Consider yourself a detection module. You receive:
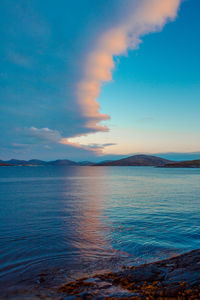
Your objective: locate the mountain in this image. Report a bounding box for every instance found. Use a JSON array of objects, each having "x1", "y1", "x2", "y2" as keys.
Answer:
[
  {"x1": 0, "y1": 159, "x2": 47, "y2": 166},
  {"x1": 46, "y1": 159, "x2": 78, "y2": 166},
  {"x1": 28, "y1": 159, "x2": 47, "y2": 165},
  {"x1": 0, "y1": 159, "x2": 78, "y2": 166},
  {"x1": 95, "y1": 154, "x2": 174, "y2": 166},
  {"x1": 160, "y1": 159, "x2": 200, "y2": 168},
  {"x1": 1, "y1": 156, "x2": 199, "y2": 168},
  {"x1": 4, "y1": 159, "x2": 29, "y2": 165}
]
